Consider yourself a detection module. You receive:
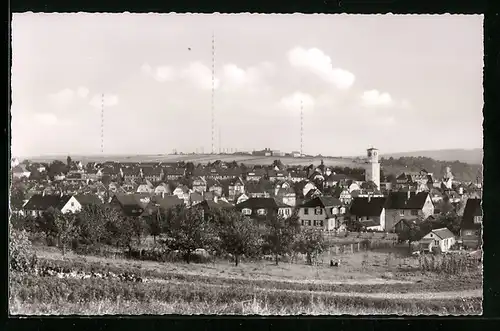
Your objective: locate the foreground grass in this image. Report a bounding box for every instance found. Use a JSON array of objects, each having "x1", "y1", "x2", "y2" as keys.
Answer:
[
  {"x1": 34, "y1": 257, "x2": 482, "y2": 295},
  {"x1": 9, "y1": 273, "x2": 482, "y2": 315}
]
